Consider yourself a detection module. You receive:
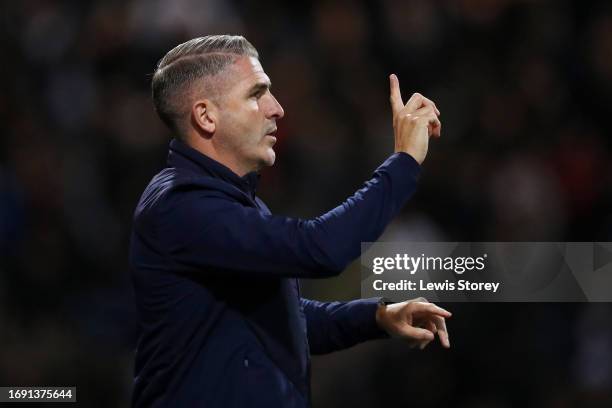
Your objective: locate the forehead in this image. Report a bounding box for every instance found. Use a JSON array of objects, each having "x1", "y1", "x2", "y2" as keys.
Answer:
[{"x1": 227, "y1": 56, "x2": 271, "y2": 89}]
